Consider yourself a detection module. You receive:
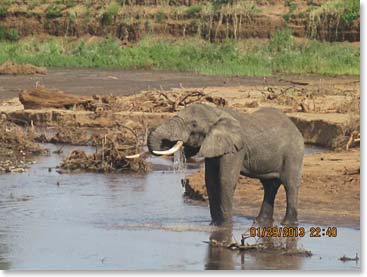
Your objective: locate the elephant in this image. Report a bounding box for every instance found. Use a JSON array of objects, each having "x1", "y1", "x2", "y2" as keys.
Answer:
[{"x1": 147, "y1": 103, "x2": 304, "y2": 226}]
